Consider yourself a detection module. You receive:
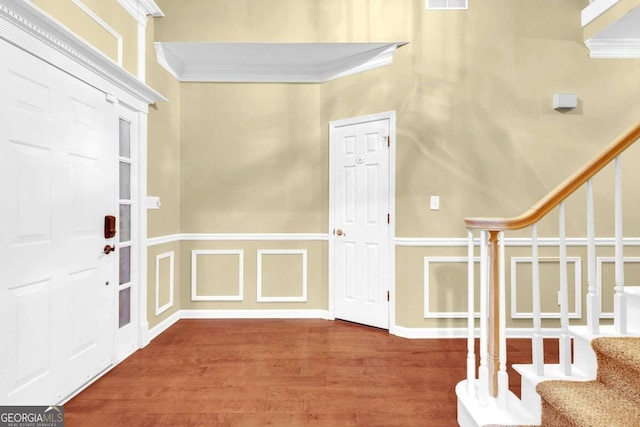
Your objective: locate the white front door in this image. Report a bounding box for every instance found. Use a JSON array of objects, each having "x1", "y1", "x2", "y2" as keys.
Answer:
[
  {"x1": 330, "y1": 113, "x2": 393, "y2": 329},
  {"x1": 0, "y1": 40, "x2": 116, "y2": 405}
]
